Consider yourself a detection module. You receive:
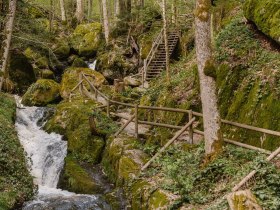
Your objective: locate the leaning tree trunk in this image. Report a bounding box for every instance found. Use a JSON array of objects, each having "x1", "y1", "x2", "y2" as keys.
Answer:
[
  {"x1": 162, "y1": 0, "x2": 170, "y2": 82},
  {"x1": 102, "y1": 0, "x2": 109, "y2": 44},
  {"x1": 59, "y1": 0, "x2": 67, "y2": 22},
  {"x1": 194, "y1": 0, "x2": 222, "y2": 156},
  {"x1": 0, "y1": 0, "x2": 17, "y2": 92},
  {"x1": 76, "y1": 0, "x2": 84, "y2": 22}
]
